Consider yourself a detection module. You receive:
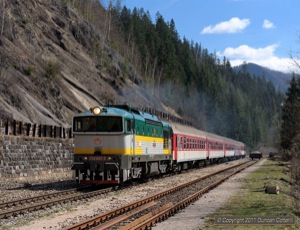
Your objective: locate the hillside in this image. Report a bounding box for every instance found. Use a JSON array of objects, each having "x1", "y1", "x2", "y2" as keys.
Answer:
[
  {"x1": 233, "y1": 63, "x2": 292, "y2": 92},
  {"x1": 0, "y1": 0, "x2": 162, "y2": 127},
  {"x1": 0, "y1": 0, "x2": 284, "y2": 148}
]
